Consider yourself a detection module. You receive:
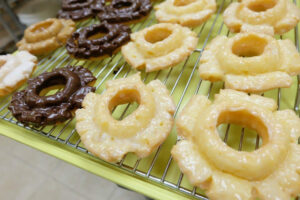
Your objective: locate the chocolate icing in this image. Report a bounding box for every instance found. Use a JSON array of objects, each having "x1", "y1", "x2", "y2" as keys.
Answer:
[
  {"x1": 57, "y1": 0, "x2": 105, "y2": 21},
  {"x1": 95, "y1": 0, "x2": 152, "y2": 23},
  {"x1": 66, "y1": 22, "x2": 131, "y2": 59},
  {"x1": 9, "y1": 66, "x2": 96, "y2": 126}
]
